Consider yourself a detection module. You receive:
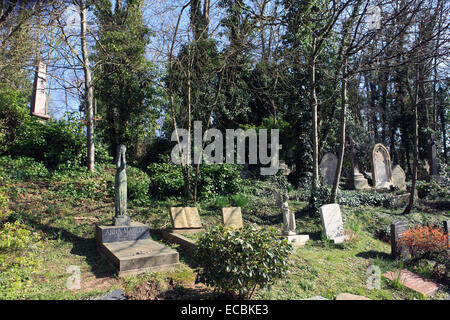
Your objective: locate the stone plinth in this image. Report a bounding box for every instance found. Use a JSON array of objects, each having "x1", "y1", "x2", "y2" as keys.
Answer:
[
  {"x1": 95, "y1": 222, "x2": 150, "y2": 244},
  {"x1": 96, "y1": 222, "x2": 179, "y2": 276},
  {"x1": 161, "y1": 230, "x2": 197, "y2": 255},
  {"x1": 283, "y1": 234, "x2": 309, "y2": 247}
]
